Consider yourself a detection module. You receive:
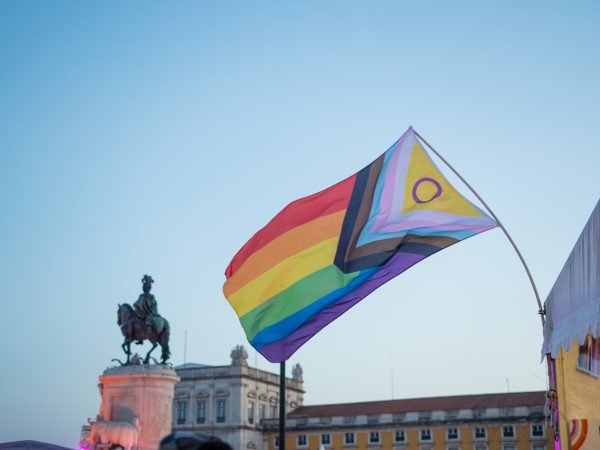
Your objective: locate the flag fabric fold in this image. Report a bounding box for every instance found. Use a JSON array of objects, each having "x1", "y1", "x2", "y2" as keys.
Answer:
[{"x1": 224, "y1": 128, "x2": 497, "y2": 362}]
